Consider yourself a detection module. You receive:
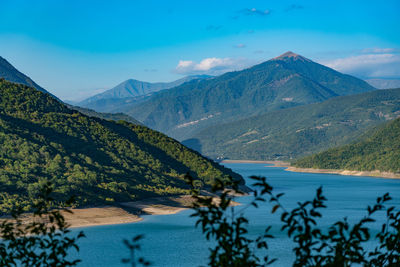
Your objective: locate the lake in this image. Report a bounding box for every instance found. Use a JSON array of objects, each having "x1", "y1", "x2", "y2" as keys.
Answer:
[{"x1": 73, "y1": 163, "x2": 400, "y2": 266}]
